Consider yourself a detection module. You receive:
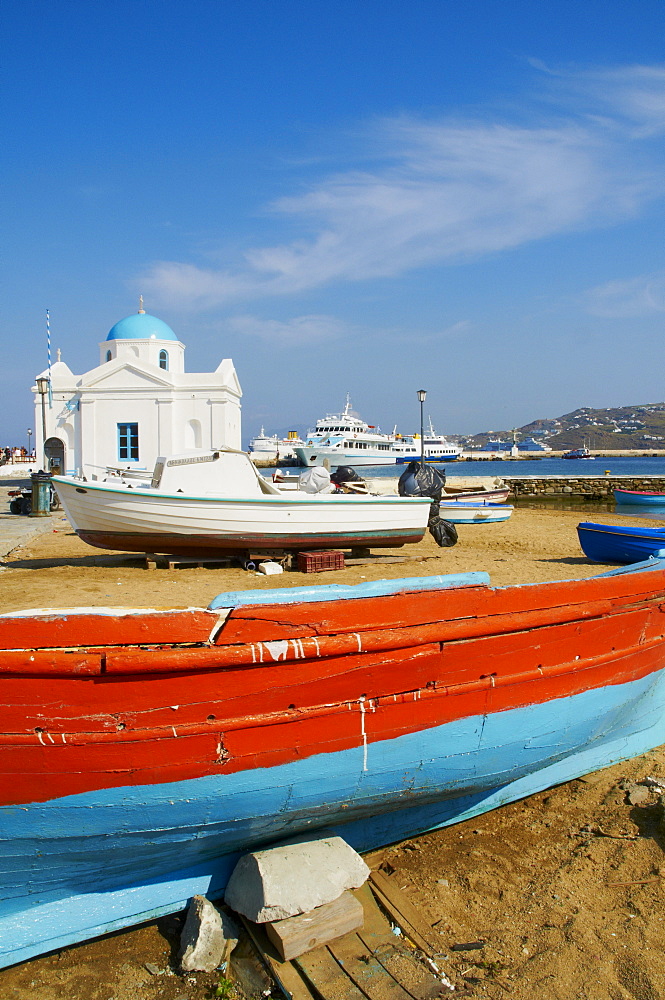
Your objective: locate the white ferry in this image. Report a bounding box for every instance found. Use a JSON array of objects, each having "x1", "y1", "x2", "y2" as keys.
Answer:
[
  {"x1": 294, "y1": 397, "x2": 461, "y2": 467},
  {"x1": 248, "y1": 428, "x2": 304, "y2": 463},
  {"x1": 398, "y1": 419, "x2": 462, "y2": 464}
]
